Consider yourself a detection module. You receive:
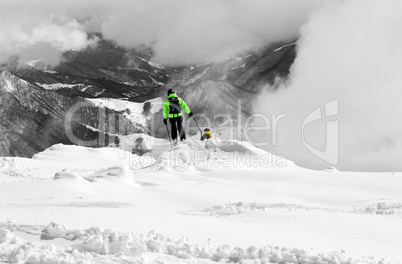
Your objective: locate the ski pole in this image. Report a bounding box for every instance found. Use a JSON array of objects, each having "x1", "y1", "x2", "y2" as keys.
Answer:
[
  {"x1": 192, "y1": 117, "x2": 203, "y2": 134},
  {"x1": 165, "y1": 124, "x2": 173, "y2": 148}
]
